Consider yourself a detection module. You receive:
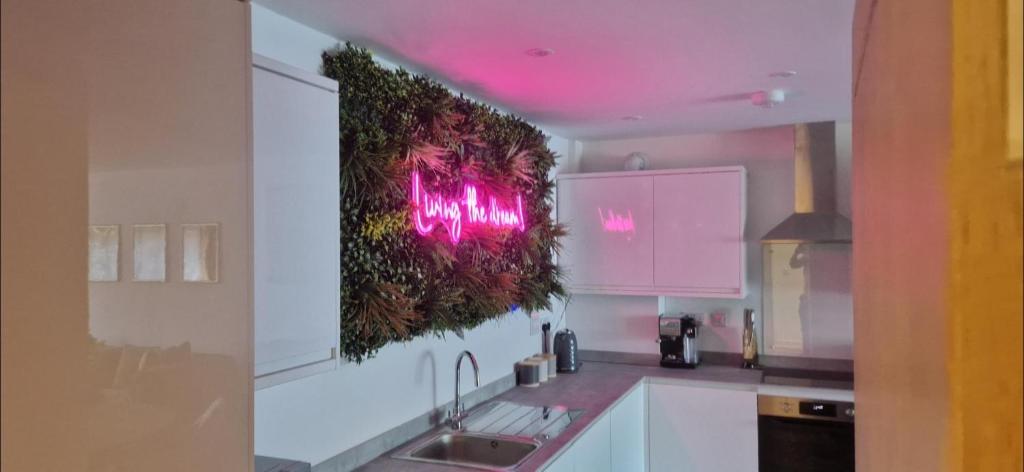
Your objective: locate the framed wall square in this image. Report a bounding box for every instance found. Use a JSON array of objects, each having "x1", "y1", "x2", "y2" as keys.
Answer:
[
  {"x1": 88, "y1": 225, "x2": 120, "y2": 282},
  {"x1": 182, "y1": 223, "x2": 219, "y2": 283},
  {"x1": 133, "y1": 224, "x2": 166, "y2": 282}
]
